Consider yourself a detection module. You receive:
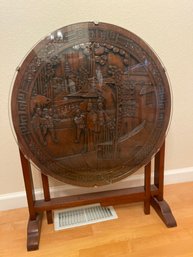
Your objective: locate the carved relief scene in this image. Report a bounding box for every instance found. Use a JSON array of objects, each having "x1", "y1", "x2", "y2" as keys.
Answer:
[
  {"x1": 29, "y1": 41, "x2": 155, "y2": 172},
  {"x1": 12, "y1": 23, "x2": 170, "y2": 186}
]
